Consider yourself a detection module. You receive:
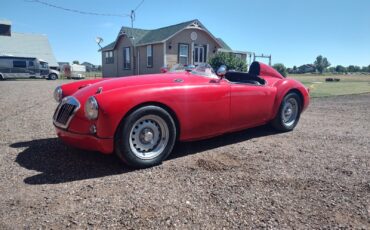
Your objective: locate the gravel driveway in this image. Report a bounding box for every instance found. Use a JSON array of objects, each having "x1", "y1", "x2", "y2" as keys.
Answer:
[{"x1": 0, "y1": 80, "x2": 369, "y2": 229}]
